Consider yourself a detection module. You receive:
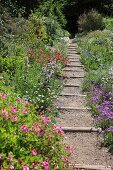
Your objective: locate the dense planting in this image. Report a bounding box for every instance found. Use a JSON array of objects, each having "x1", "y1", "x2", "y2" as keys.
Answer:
[
  {"x1": 0, "y1": 86, "x2": 71, "y2": 169},
  {"x1": 0, "y1": 2, "x2": 72, "y2": 169},
  {"x1": 77, "y1": 29, "x2": 113, "y2": 152}
]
